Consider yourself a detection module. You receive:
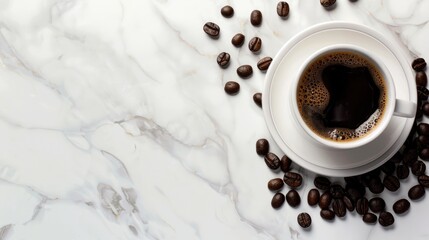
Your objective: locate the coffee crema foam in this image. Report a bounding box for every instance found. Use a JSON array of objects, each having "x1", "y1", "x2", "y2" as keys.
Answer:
[{"x1": 297, "y1": 51, "x2": 387, "y2": 142}]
